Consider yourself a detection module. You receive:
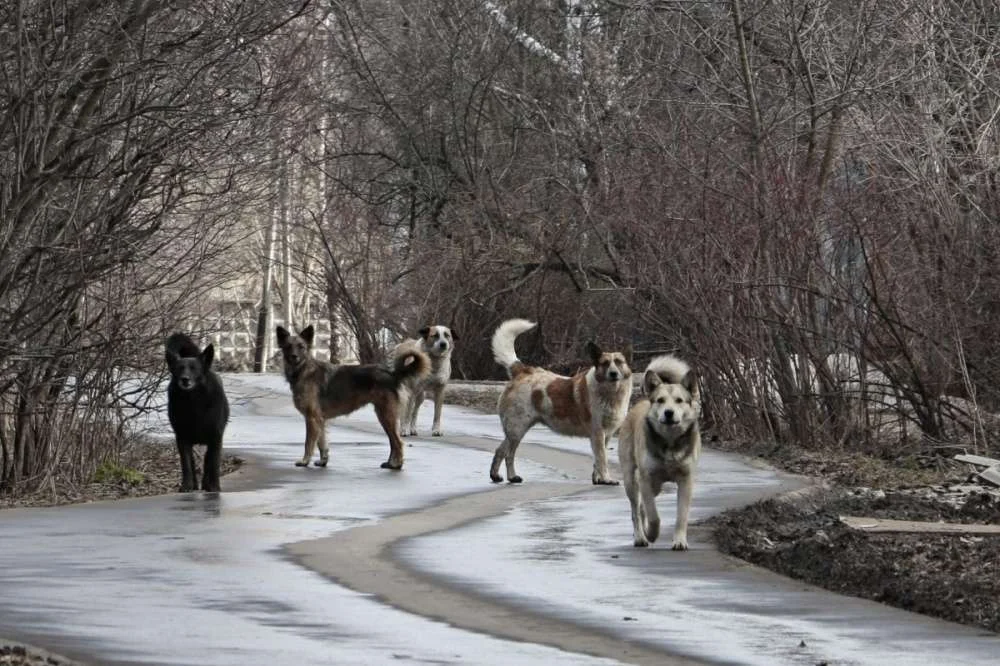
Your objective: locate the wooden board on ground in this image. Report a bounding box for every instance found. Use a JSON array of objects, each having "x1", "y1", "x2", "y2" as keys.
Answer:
[
  {"x1": 954, "y1": 453, "x2": 1000, "y2": 468},
  {"x1": 978, "y1": 466, "x2": 1000, "y2": 487},
  {"x1": 839, "y1": 515, "x2": 1000, "y2": 535}
]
